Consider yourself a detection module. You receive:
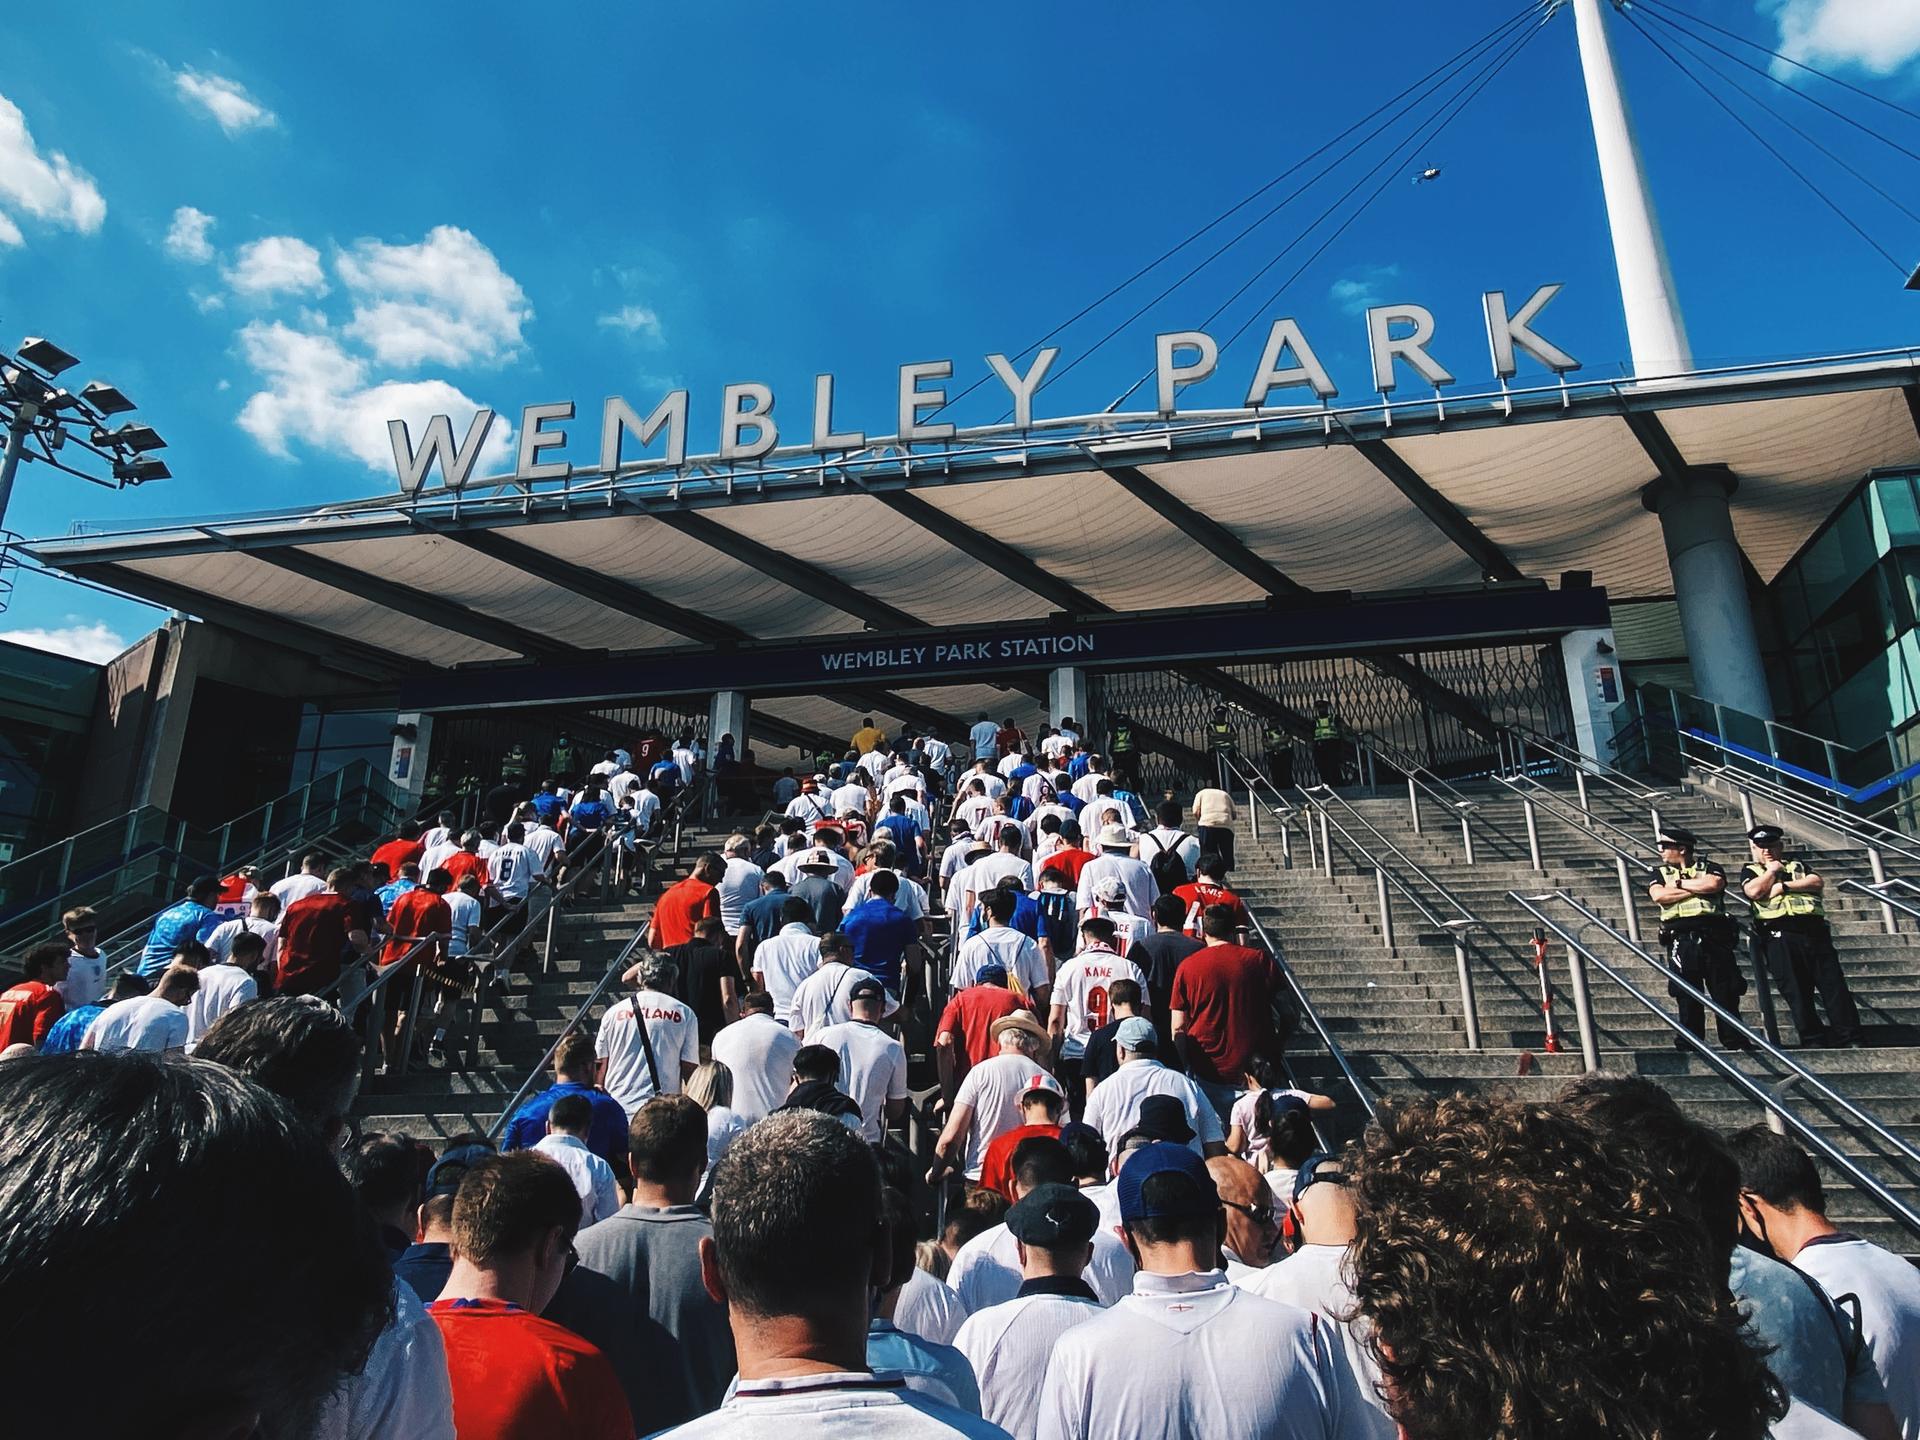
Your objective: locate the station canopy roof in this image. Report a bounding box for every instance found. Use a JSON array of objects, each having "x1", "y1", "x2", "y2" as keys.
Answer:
[{"x1": 29, "y1": 351, "x2": 1920, "y2": 706}]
